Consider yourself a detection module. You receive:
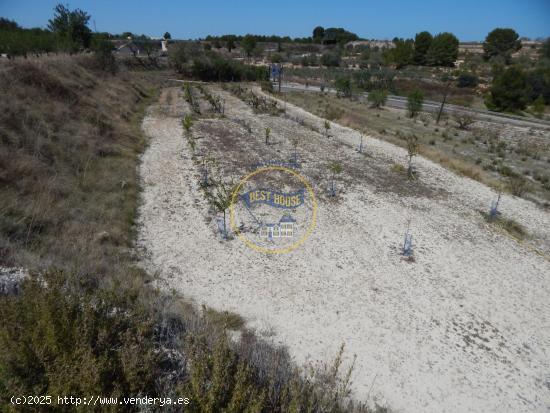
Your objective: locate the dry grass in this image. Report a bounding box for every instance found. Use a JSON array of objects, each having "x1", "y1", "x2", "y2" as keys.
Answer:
[
  {"x1": 483, "y1": 213, "x2": 527, "y2": 240},
  {"x1": 390, "y1": 163, "x2": 406, "y2": 174},
  {"x1": 0, "y1": 56, "x2": 162, "y2": 275},
  {"x1": 497, "y1": 217, "x2": 527, "y2": 239},
  {"x1": 281, "y1": 91, "x2": 550, "y2": 205},
  {"x1": 393, "y1": 78, "x2": 476, "y2": 107},
  {"x1": 203, "y1": 306, "x2": 246, "y2": 330}
]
